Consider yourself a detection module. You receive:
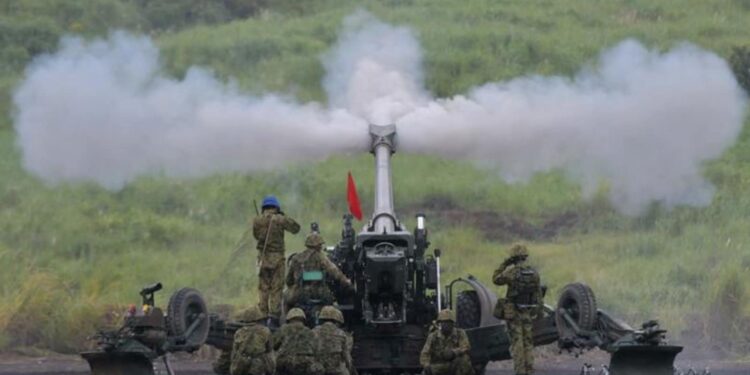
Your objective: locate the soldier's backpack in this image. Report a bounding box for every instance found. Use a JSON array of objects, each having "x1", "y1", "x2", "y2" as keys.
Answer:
[
  {"x1": 507, "y1": 265, "x2": 541, "y2": 308},
  {"x1": 298, "y1": 251, "x2": 325, "y2": 286}
]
